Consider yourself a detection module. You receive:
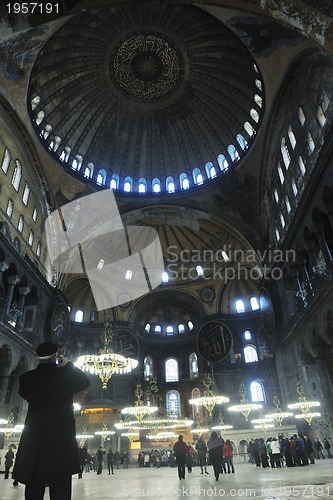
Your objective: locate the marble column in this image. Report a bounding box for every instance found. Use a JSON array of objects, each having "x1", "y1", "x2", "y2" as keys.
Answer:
[
  {"x1": 3, "y1": 274, "x2": 20, "y2": 317},
  {"x1": 17, "y1": 286, "x2": 30, "y2": 326}
]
